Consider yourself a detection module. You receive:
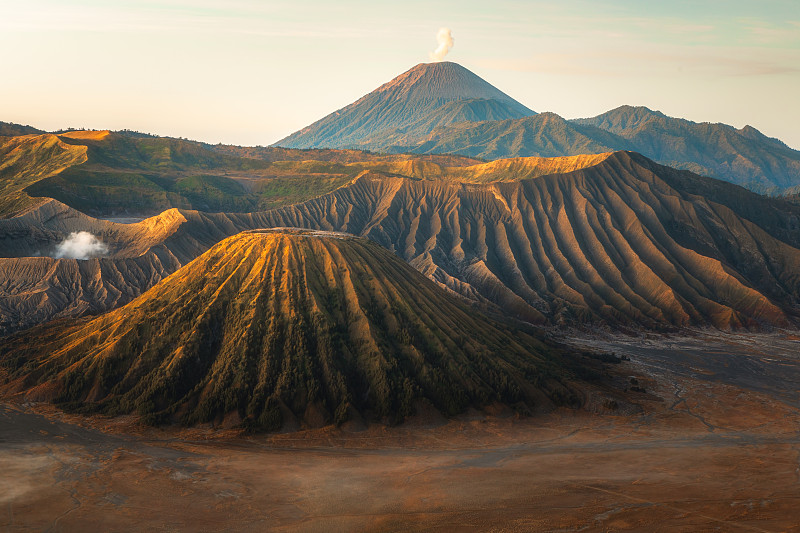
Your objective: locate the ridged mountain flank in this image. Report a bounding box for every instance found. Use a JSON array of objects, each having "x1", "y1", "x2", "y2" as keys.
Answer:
[
  {"x1": 3, "y1": 152, "x2": 800, "y2": 333},
  {"x1": 0, "y1": 229, "x2": 576, "y2": 429},
  {"x1": 276, "y1": 62, "x2": 535, "y2": 150}
]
